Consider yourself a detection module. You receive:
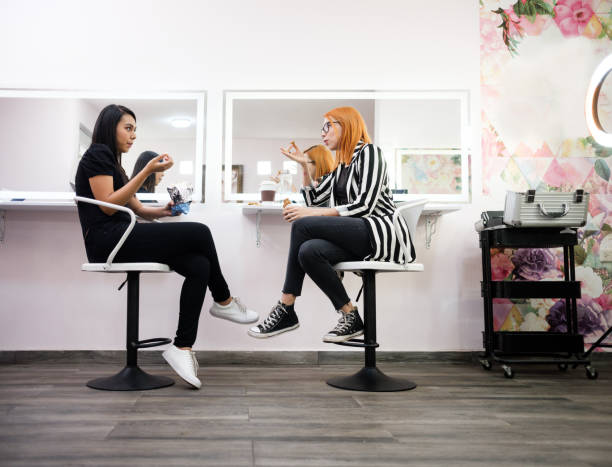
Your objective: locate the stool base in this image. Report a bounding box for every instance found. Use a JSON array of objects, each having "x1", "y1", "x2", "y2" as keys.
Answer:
[
  {"x1": 86, "y1": 365, "x2": 174, "y2": 391},
  {"x1": 326, "y1": 366, "x2": 416, "y2": 392}
]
